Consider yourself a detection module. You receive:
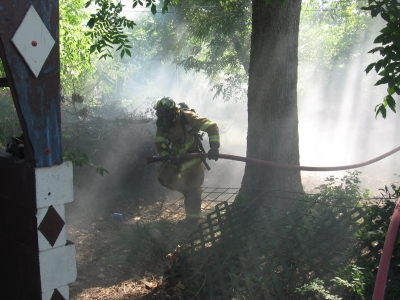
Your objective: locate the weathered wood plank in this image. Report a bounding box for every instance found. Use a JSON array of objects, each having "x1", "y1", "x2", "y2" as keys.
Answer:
[{"x1": 0, "y1": 0, "x2": 61, "y2": 167}]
